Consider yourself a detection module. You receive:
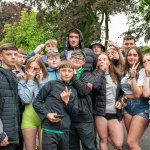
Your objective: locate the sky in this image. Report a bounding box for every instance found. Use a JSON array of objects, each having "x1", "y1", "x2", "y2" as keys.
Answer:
[
  {"x1": 109, "y1": 13, "x2": 128, "y2": 46},
  {"x1": 109, "y1": 13, "x2": 147, "y2": 47},
  {"x1": 2, "y1": 0, "x2": 147, "y2": 47}
]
